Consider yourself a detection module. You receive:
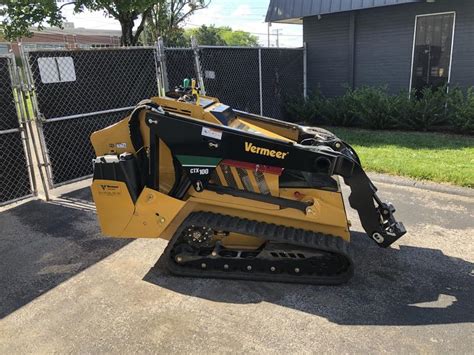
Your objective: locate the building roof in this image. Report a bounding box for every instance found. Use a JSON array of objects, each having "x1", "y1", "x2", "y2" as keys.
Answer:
[
  {"x1": 35, "y1": 26, "x2": 122, "y2": 37},
  {"x1": 265, "y1": 0, "x2": 424, "y2": 24}
]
